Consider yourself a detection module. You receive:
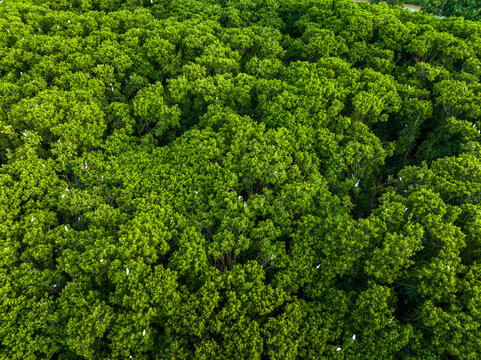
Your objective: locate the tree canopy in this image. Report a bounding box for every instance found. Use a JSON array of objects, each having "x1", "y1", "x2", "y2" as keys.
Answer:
[
  {"x1": 1, "y1": 0, "x2": 481, "y2": 358},
  {"x1": 410, "y1": 0, "x2": 481, "y2": 21}
]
